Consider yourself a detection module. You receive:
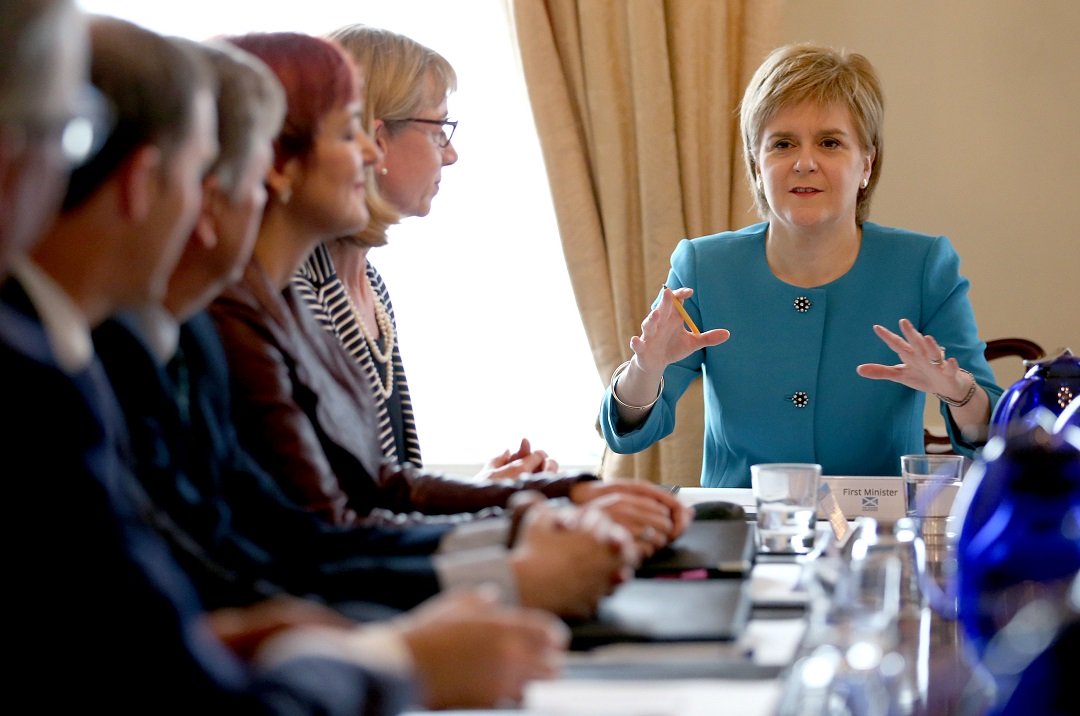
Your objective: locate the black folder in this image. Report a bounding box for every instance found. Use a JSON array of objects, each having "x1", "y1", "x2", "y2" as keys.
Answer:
[
  {"x1": 568, "y1": 578, "x2": 752, "y2": 649},
  {"x1": 636, "y1": 518, "x2": 755, "y2": 578},
  {"x1": 566, "y1": 502, "x2": 756, "y2": 649}
]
